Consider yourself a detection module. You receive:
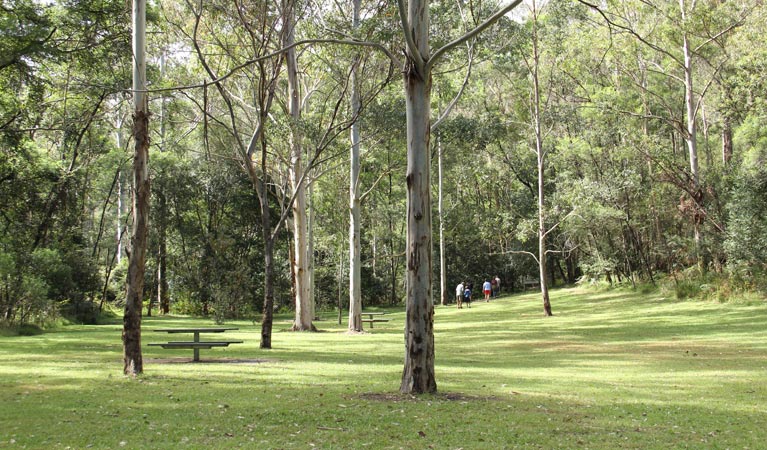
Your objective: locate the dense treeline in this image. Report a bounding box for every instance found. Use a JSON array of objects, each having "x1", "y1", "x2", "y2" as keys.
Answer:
[{"x1": 1, "y1": 0, "x2": 765, "y2": 327}]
